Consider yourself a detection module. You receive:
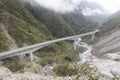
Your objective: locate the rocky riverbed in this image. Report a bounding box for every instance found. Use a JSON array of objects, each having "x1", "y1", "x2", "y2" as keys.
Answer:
[
  {"x1": 0, "y1": 67, "x2": 75, "y2": 80},
  {"x1": 77, "y1": 38, "x2": 120, "y2": 79}
]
